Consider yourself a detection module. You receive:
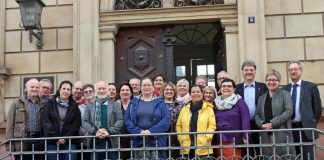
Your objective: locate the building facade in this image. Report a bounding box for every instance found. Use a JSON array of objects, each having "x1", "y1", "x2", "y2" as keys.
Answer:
[{"x1": 0, "y1": 0, "x2": 324, "y2": 130}]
